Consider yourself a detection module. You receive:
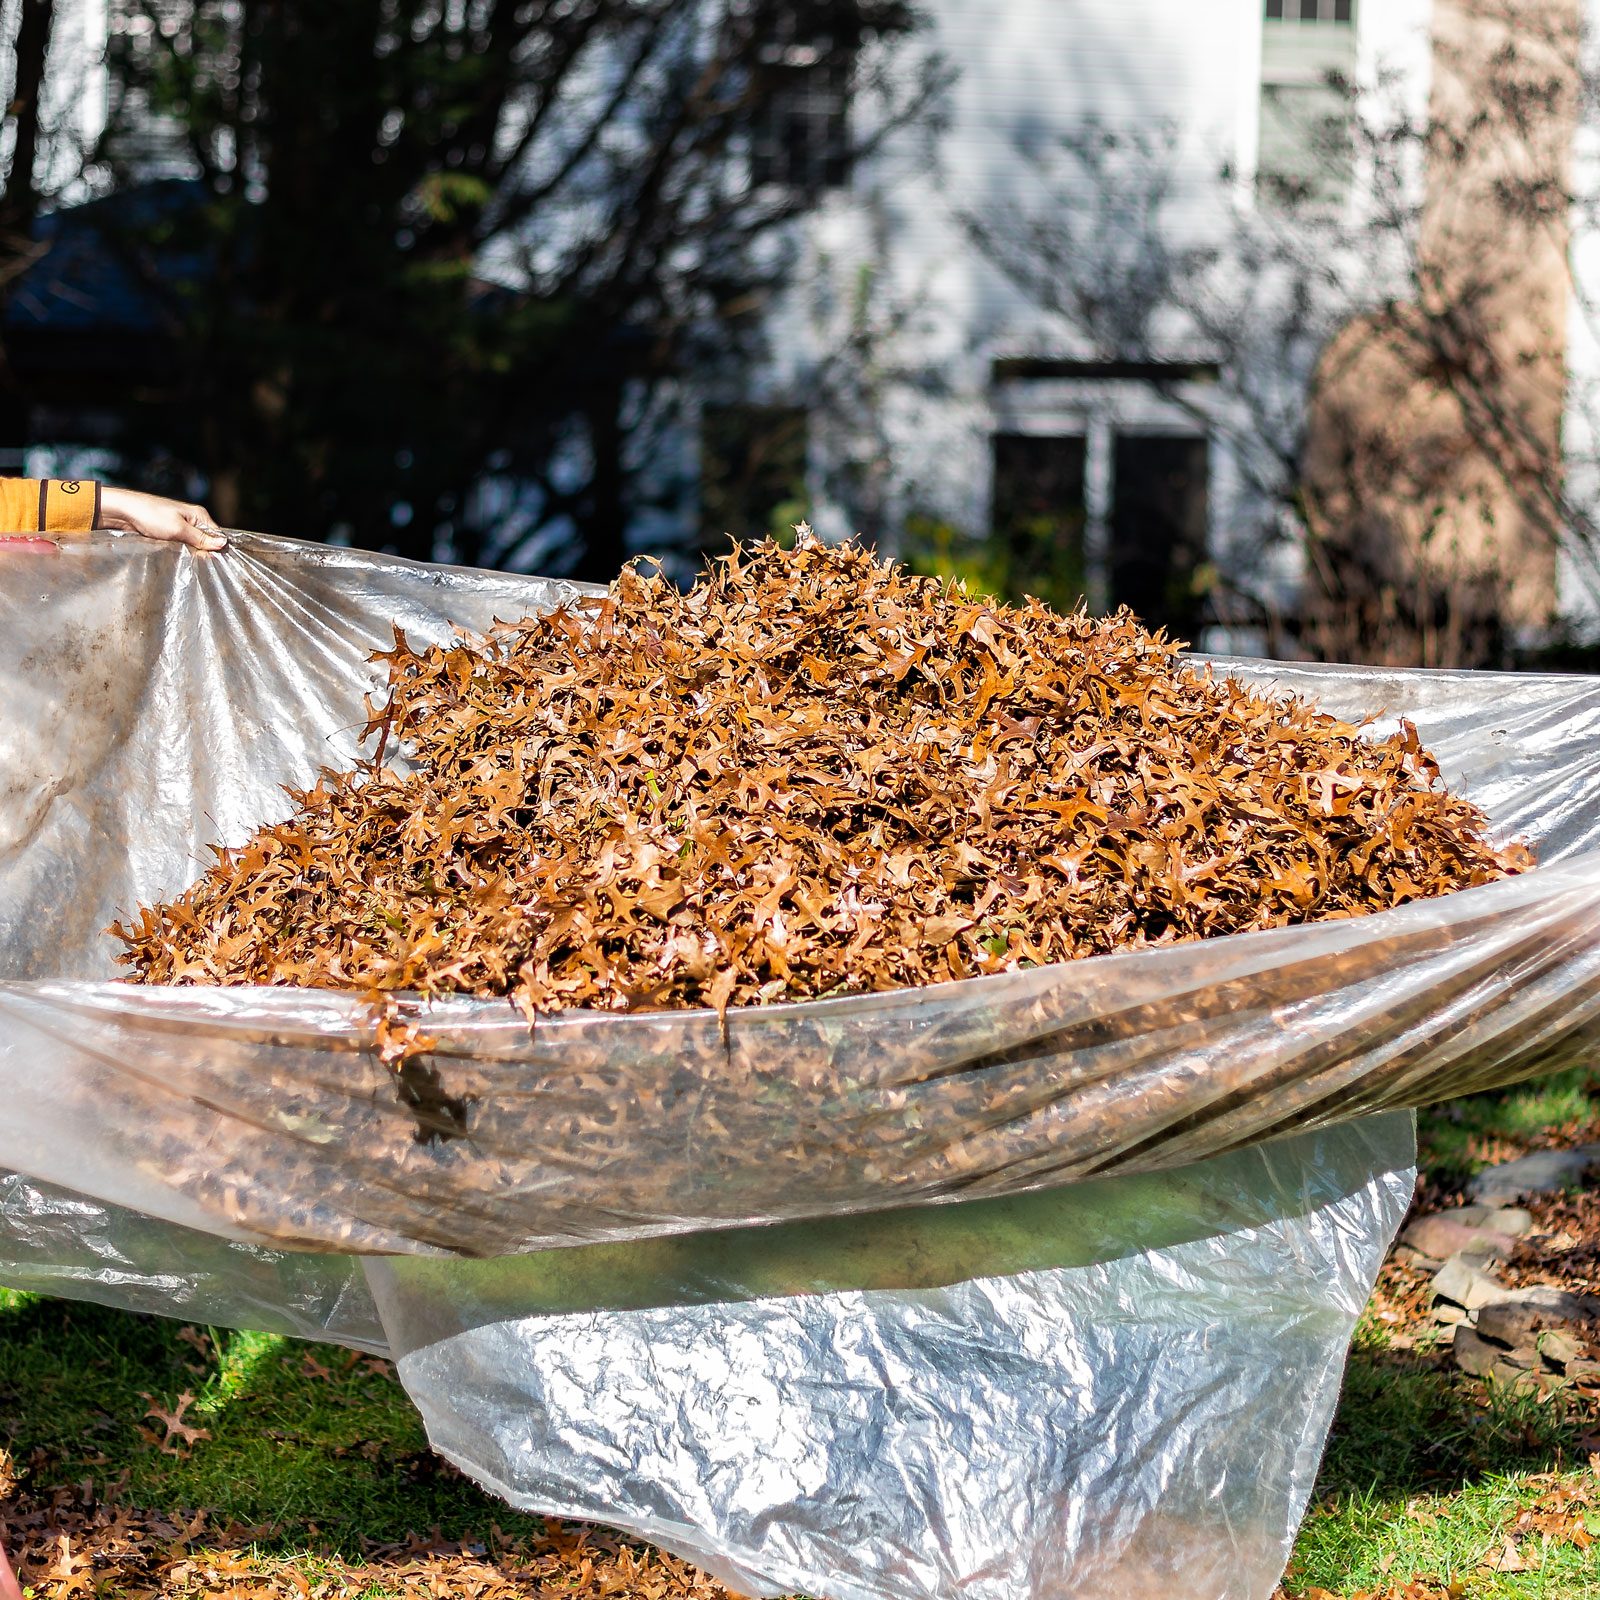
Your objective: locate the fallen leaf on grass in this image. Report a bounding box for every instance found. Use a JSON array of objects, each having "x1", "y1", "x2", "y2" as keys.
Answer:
[
  {"x1": 46, "y1": 1533, "x2": 91, "y2": 1580},
  {"x1": 175, "y1": 1326, "x2": 215, "y2": 1361},
  {"x1": 1483, "y1": 1533, "x2": 1530, "y2": 1572},
  {"x1": 139, "y1": 1392, "x2": 212, "y2": 1457}
]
